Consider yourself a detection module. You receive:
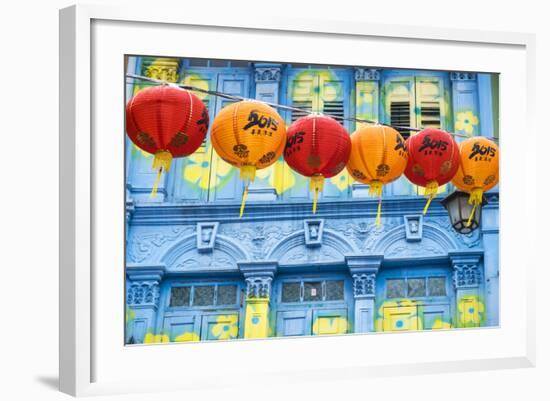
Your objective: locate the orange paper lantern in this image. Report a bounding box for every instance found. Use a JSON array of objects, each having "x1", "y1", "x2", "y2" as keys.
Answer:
[
  {"x1": 346, "y1": 125, "x2": 408, "y2": 225},
  {"x1": 211, "y1": 100, "x2": 286, "y2": 217},
  {"x1": 452, "y1": 136, "x2": 499, "y2": 226}
]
